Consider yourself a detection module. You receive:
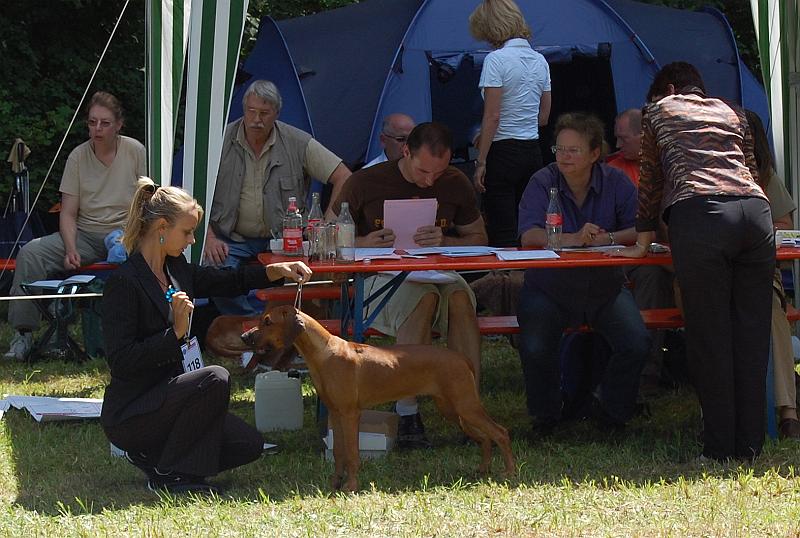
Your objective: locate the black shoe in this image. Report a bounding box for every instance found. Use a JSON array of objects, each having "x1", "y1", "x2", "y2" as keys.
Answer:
[
  {"x1": 125, "y1": 451, "x2": 158, "y2": 480},
  {"x1": 589, "y1": 398, "x2": 626, "y2": 435},
  {"x1": 528, "y1": 416, "x2": 559, "y2": 441},
  {"x1": 396, "y1": 413, "x2": 432, "y2": 450},
  {"x1": 147, "y1": 471, "x2": 221, "y2": 495}
]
